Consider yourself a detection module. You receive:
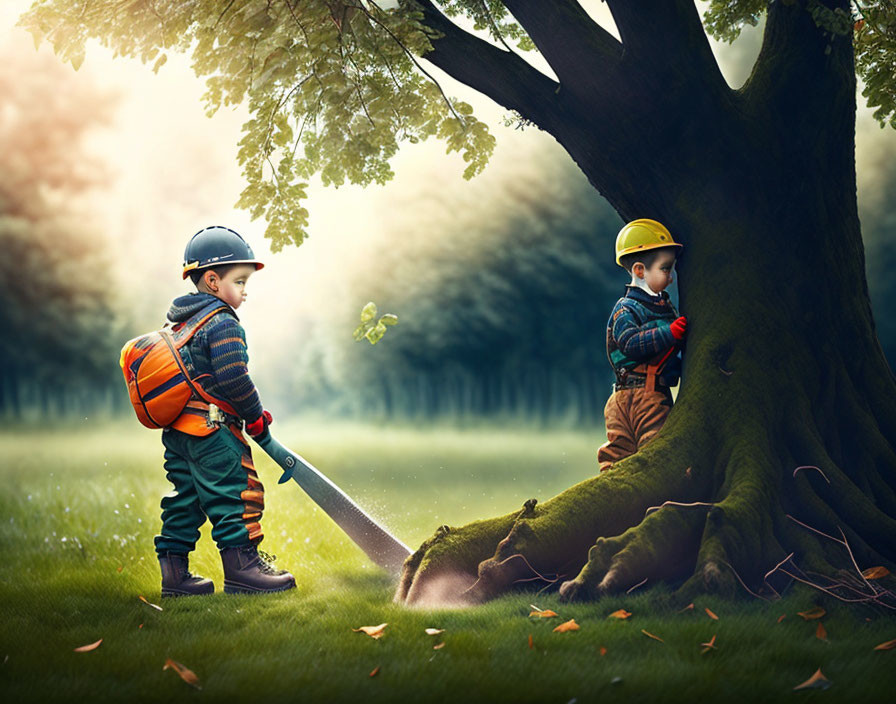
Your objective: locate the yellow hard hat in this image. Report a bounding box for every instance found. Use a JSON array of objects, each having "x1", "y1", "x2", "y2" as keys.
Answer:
[{"x1": 615, "y1": 219, "x2": 682, "y2": 266}]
